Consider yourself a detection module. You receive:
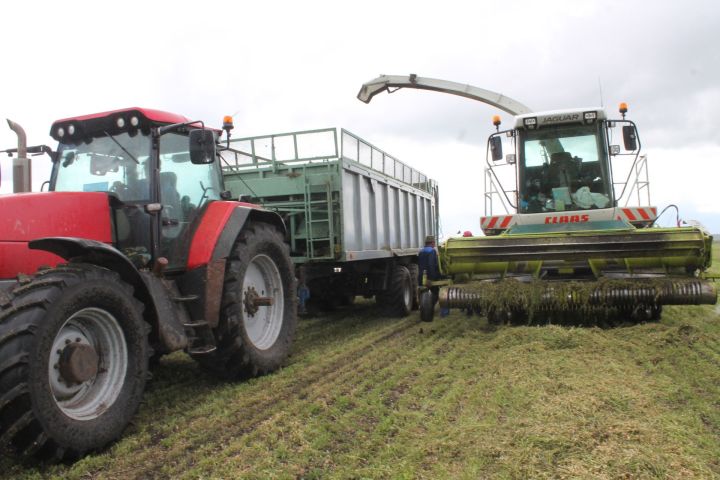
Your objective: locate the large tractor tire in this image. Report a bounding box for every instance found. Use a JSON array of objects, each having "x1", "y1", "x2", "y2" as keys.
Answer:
[
  {"x1": 0, "y1": 264, "x2": 150, "y2": 461},
  {"x1": 195, "y1": 222, "x2": 297, "y2": 378},
  {"x1": 377, "y1": 265, "x2": 413, "y2": 318}
]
